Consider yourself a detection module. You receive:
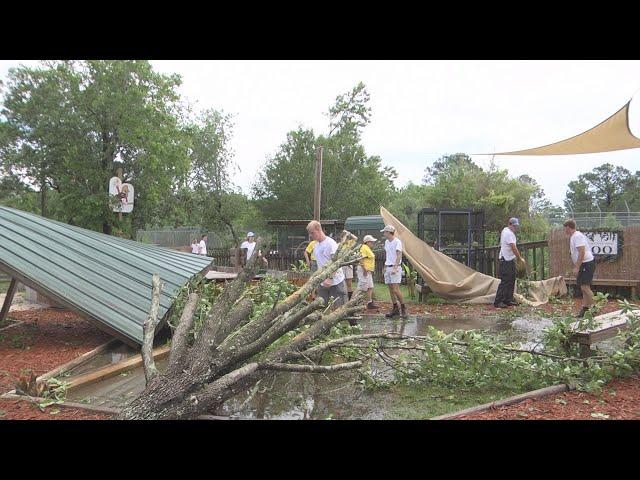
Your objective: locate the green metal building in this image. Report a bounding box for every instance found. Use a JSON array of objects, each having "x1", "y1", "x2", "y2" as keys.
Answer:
[{"x1": 0, "y1": 206, "x2": 212, "y2": 345}]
